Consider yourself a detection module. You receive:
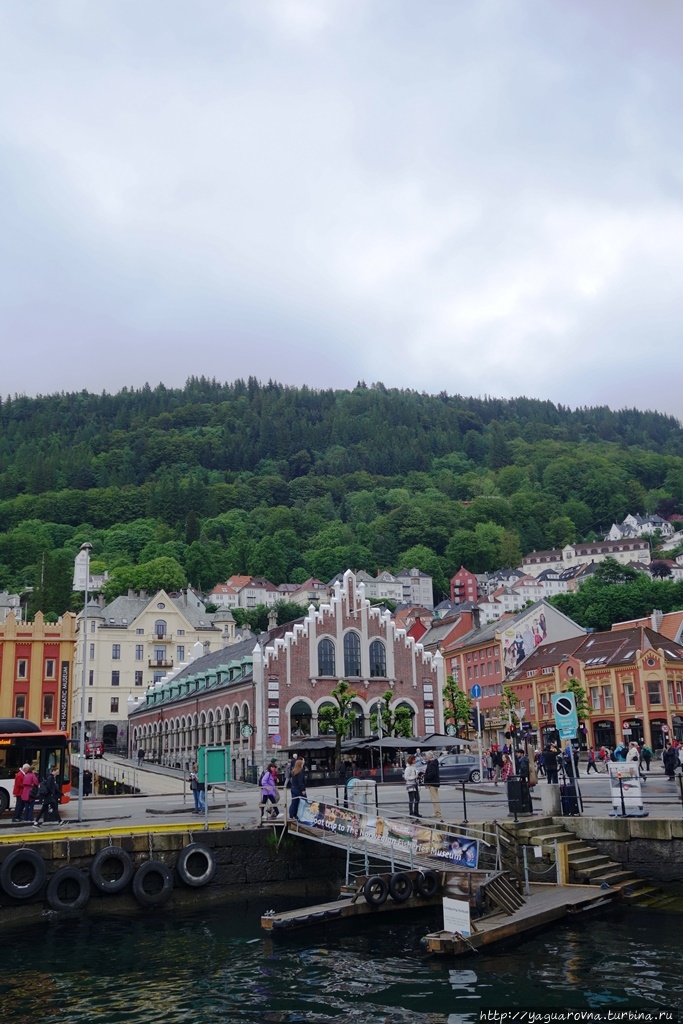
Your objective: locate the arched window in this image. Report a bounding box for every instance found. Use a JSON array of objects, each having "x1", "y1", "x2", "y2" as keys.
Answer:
[
  {"x1": 343, "y1": 632, "x2": 361, "y2": 677},
  {"x1": 208, "y1": 711, "x2": 215, "y2": 745},
  {"x1": 318, "y1": 638, "x2": 336, "y2": 676},
  {"x1": 369, "y1": 640, "x2": 386, "y2": 678},
  {"x1": 241, "y1": 703, "x2": 250, "y2": 727},
  {"x1": 154, "y1": 619, "x2": 167, "y2": 639},
  {"x1": 348, "y1": 700, "x2": 365, "y2": 739},
  {"x1": 232, "y1": 706, "x2": 240, "y2": 742},
  {"x1": 317, "y1": 702, "x2": 335, "y2": 735},
  {"x1": 215, "y1": 709, "x2": 222, "y2": 745},
  {"x1": 290, "y1": 701, "x2": 312, "y2": 737},
  {"x1": 396, "y1": 702, "x2": 415, "y2": 736}
]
